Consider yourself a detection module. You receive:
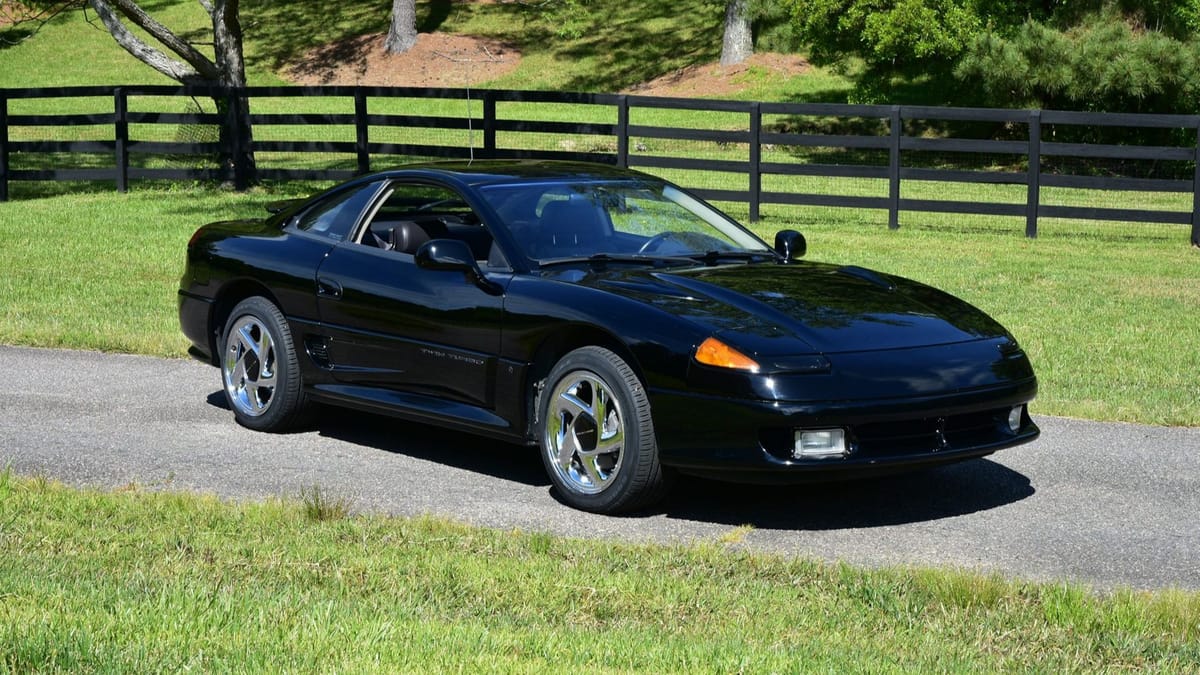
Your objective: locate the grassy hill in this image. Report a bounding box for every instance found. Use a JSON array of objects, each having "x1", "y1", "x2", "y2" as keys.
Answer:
[{"x1": 0, "y1": 0, "x2": 850, "y2": 99}]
